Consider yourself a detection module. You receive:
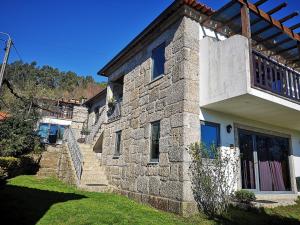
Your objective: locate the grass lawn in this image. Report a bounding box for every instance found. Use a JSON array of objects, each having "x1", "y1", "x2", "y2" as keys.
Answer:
[{"x1": 0, "y1": 175, "x2": 299, "y2": 225}]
